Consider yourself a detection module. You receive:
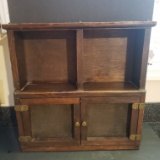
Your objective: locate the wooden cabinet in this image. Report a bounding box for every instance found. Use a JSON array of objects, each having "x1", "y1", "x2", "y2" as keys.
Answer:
[{"x1": 3, "y1": 21, "x2": 156, "y2": 151}]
